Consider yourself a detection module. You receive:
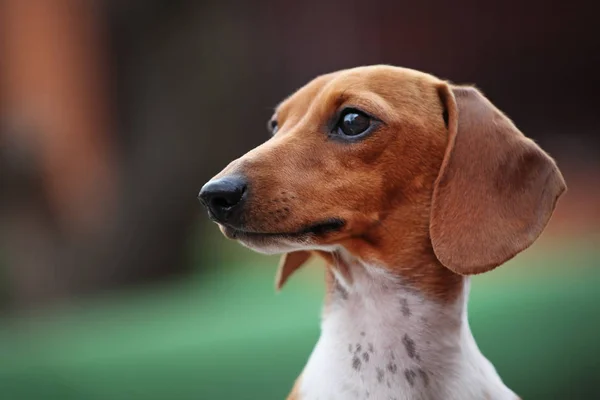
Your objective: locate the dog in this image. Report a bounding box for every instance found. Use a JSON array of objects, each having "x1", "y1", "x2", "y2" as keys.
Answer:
[{"x1": 198, "y1": 65, "x2": 566, "y2": 400}]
